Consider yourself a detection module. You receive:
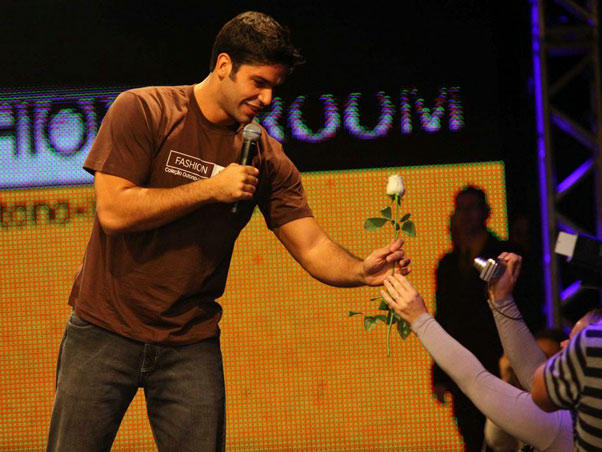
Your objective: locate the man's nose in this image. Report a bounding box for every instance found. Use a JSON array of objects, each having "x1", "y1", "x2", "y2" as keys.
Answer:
[{"x1": 258, "y1": 89, "x2": 272, "y2": 107}]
